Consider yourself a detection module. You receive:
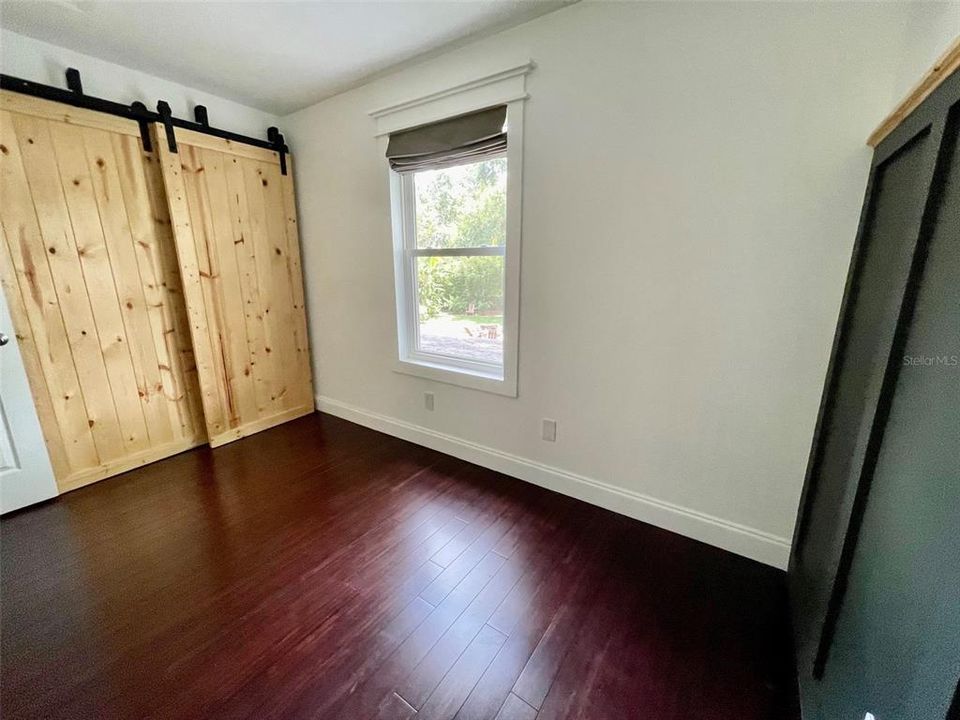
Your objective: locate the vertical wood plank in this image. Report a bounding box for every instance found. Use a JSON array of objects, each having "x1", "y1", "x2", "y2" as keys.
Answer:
[
  {"x1": 48, "y1": 120, "x2": 150, "y2": 454},
  {"x1": 154, "y1": 133, "x2": 227, "y2": 437},
  {"x1": 258, "y1": 160, "x2": 299, "y2": 410},
  {"x1": 0, "y1": 224, "x2": 71, "y2": 480},
  {"x1": 199, "y1": 147, "x2": 257, "y2": 424},
  {"x1": 1, "y1": 112, "x2": 98, "y2": 477},
  {"x1": 84, "y1": 126, "x2": 173, "y2": 448},
  {"x1": 10, "y1": 112, "x2": 128, "y2": 462},
  {"x1": 280, "y1": 158, "x2": 314, "y2": 408},
  {"x1": 224, "y1": 154, "x2": 271, "y2": 414},
  {"x1": 180, "y1": 145, "x2": 234, "y2": 430},
  {"x1": 241, "y1": 158, "x2": 279, "y2": 414},
  {"x1": 139, "y1": 145, "x2": 206, "y2": 439},
  {"x1": 111, "y1": 132, "x2": 194, "y2": 441}
]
